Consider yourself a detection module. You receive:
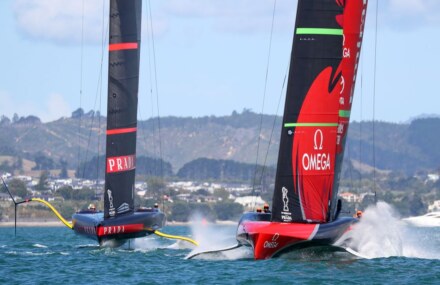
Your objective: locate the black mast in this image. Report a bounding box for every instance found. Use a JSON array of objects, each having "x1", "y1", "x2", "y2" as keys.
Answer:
[{"x1": 104, "y1": 0, "x2": 142, "y2": 219}]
